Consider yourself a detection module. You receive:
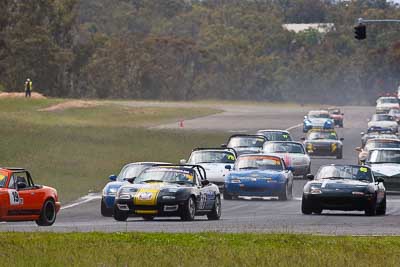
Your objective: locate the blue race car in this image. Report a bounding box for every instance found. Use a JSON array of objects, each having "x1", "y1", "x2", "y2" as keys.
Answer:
[
  {"x1": 223, "y1": 154, "x2": 293, "y2": 200},
  {"x1": 101, "y1": 162, "x2": 167, "y2": 216},
  {"x1": 303, "y1": 110, "x2": 334, "y2": 133}
]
